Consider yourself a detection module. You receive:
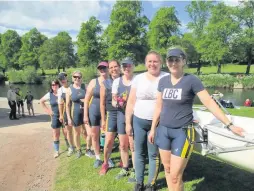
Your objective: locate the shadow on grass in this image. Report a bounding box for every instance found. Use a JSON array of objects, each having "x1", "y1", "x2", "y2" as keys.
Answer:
[{"x1": 183, "y1": 152, "x2": 253, "y2": 191}]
